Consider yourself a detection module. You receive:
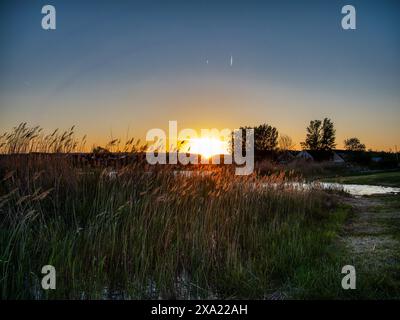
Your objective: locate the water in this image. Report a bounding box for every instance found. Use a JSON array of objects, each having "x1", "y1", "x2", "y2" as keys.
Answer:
[
  {"x1": 110, "y1": 169, "x2": 400, "y2": 196},
  {"x1": 319, "y1": 182, "x2": 400, "y2": 196},
  {"x1": 263, "y1": 182, "x2": 400, "y2": 196}
]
